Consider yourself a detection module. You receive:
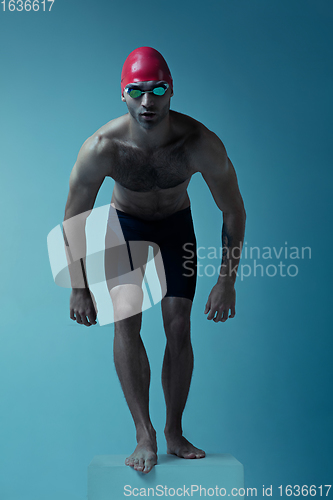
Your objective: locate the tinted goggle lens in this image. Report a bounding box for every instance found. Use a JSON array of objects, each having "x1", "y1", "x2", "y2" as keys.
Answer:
[
  {"x1": 125, "y1": 84, "x2": 168, "y2": 98},
  {"x1": 152, "y1": 86, "x2": 167, "y2": 96}
]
